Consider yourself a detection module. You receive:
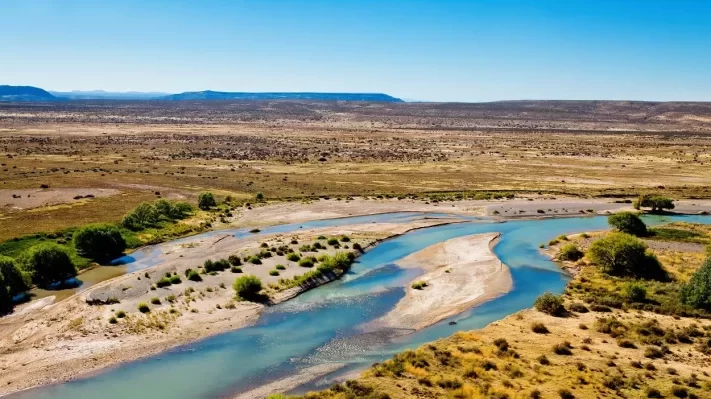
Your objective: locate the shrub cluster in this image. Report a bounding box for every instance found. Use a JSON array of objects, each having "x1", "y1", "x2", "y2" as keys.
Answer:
[
  {"x1": 197, "y1": 192, "x2": 217, "y2": 210},
  {"x1": 608, "y1": 212, "x2": 648, "y2": 236},
  {"x1": 72, "y1": 223, "x2": 126, "y2": 262},
  {"x1": 20, "y1": 244, "x2": 77, "y2": 287},
  {"x1": 122, "y1": 199, "x2": 193, "y2": 230},
  {"x1": 588, "y1": 232, "x2": 667, "y2": 280},
  {"x1": 558, "y1": 243, "x2": 583, "y2": 261},
  {"x1": 680, "y1": 256, "x2": 711, "y2": 310},
  {"x1": 633, "y1": 194, "x2": 674, "y2": 213},
  {"x1": 233, "y1": 275, "x2": 263, "y2": 300},
  {"x1": 534, "y1": 292, "x2": 565, "y2": 316}
]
